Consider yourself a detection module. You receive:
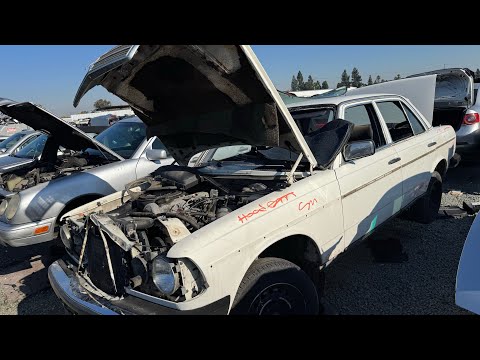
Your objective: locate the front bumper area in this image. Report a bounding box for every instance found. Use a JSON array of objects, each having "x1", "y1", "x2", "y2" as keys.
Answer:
[
  {"x1": 48, "y1": 259, "x2": 230, "y2": 315},
  {"x1": 0, "y1": 216, "x2": 56, "y2": 247}
]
